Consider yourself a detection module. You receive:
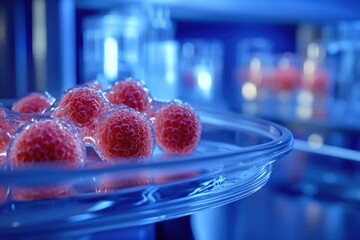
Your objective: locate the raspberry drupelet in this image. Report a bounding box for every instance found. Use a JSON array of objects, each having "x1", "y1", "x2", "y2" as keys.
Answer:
[
  {"x1": 94, "y1": 107, "x2": 154, "y2": 163},
  {"x1": 106, "y1": 79, "x2": 151, "y2": 113},
  {"x1": 12, "y1": 92, "x2": 55, "y2": 114},
  {"x1": 153, "y1": 102, "x2": 201, "y2": 155}
]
